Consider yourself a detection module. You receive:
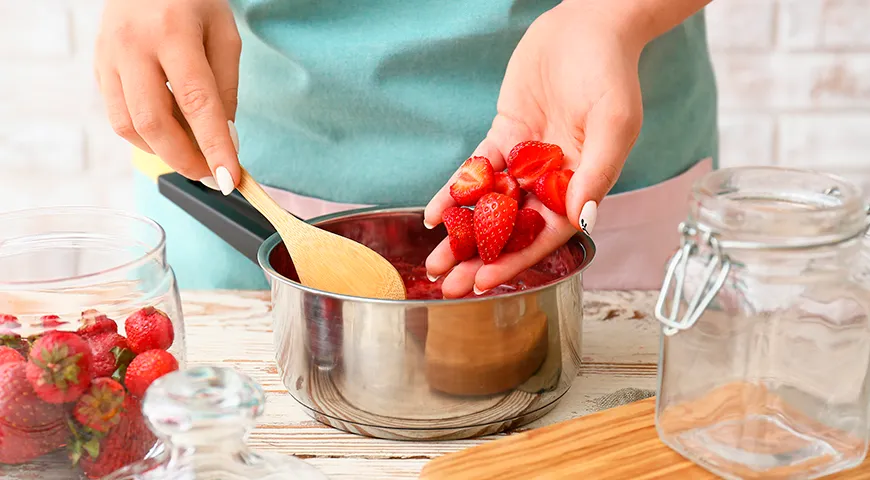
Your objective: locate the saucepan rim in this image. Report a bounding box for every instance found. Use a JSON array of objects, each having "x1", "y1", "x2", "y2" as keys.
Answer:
[{"x1": 257, "y1": 206, "x2": 596, "y2": 305}]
